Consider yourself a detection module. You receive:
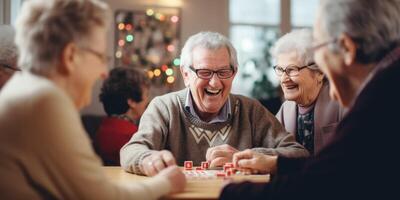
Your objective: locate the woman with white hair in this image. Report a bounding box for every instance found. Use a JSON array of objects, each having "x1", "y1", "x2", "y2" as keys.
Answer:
[
  {"x1": 221, "y1": 29, "x2": 345, "y2": 174},
  {"x1": 272, "y1": 29, "x2": 346, "y2": 155},
  {"x1": 0, "y1": 25, "x2": 19, "y2": 90},
  {"x1": 0, "y1": 0, "x2": 185, "y2": 199}
]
